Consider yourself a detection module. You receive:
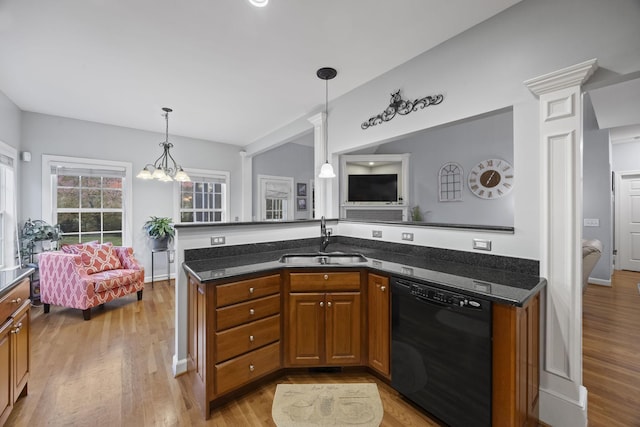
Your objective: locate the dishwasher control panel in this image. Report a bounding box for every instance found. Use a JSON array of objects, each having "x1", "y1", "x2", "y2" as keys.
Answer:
[{"x1": 409, "y1": 282, "x2": 482, "y2": 309}]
